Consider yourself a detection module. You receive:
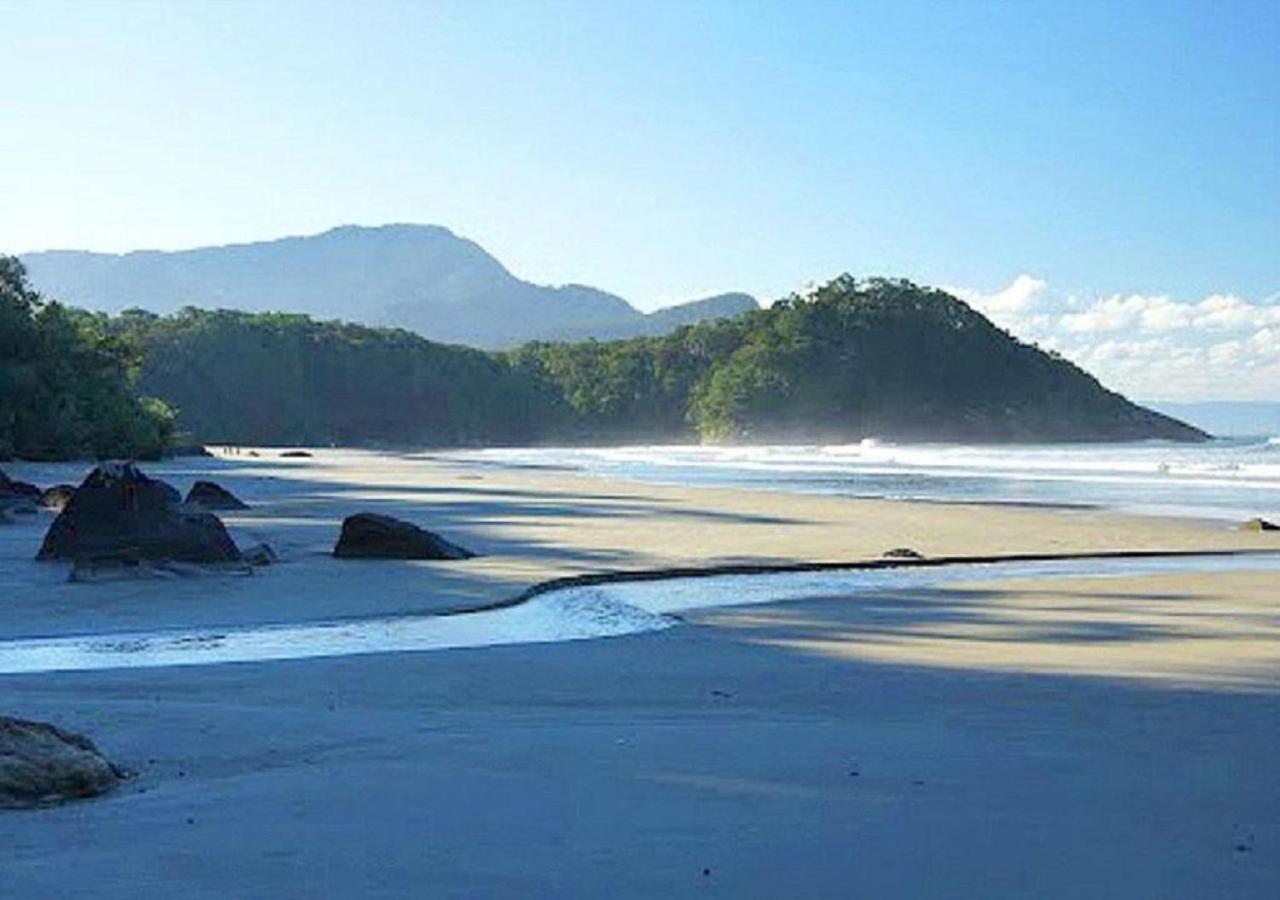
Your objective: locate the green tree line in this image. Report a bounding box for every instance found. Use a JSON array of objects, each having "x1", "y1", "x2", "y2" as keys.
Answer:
[
  {"x1": 1, "y1": 256, "x2": 1203, "y2": 460},
  {"x1": 0, "y1": 258, "x2": 173, "y2": 461}
]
